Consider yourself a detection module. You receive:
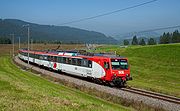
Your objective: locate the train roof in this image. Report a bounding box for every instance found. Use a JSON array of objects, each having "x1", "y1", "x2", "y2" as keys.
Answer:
[{"x1": 19, "y1": 49, "x2": 127, "y2": 59}]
